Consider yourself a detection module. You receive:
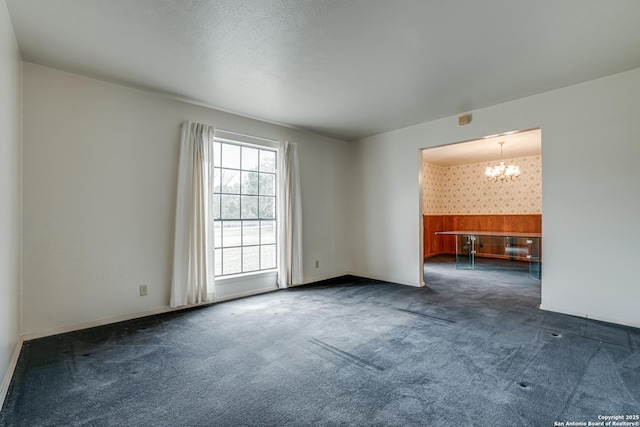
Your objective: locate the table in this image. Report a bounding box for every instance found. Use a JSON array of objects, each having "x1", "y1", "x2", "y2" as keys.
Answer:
[{"x1": 435, "y1": 231, "x2": 542, "y2": 279}]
